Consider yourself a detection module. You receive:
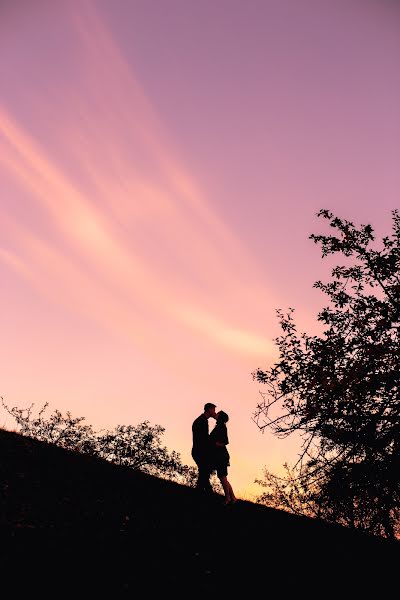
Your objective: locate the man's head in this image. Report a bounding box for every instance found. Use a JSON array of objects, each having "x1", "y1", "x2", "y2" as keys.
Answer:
[{"x1": 204, "y1": 403, "x2": 217, "y2": 419}]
